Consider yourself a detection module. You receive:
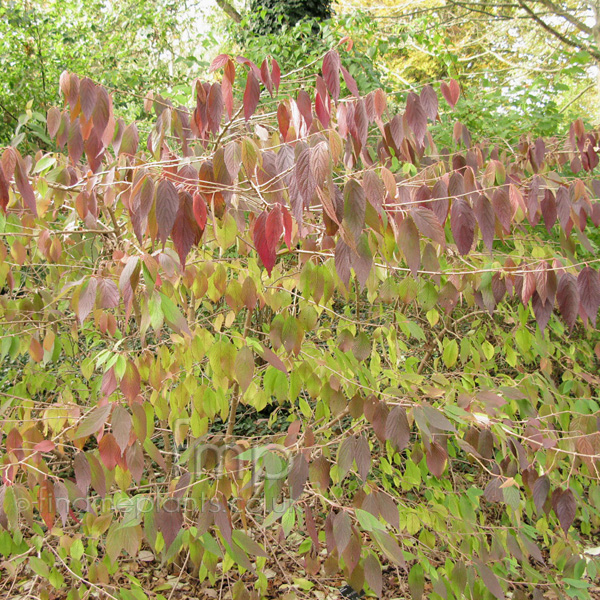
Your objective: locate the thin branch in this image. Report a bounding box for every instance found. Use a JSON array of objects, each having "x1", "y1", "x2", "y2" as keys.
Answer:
[
  {"x1": 517, "y1": 0, "x2": 600, "y2": 61},
  {"x1": 216, "y1": 0, "x2": 242, "y2": 23}
]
